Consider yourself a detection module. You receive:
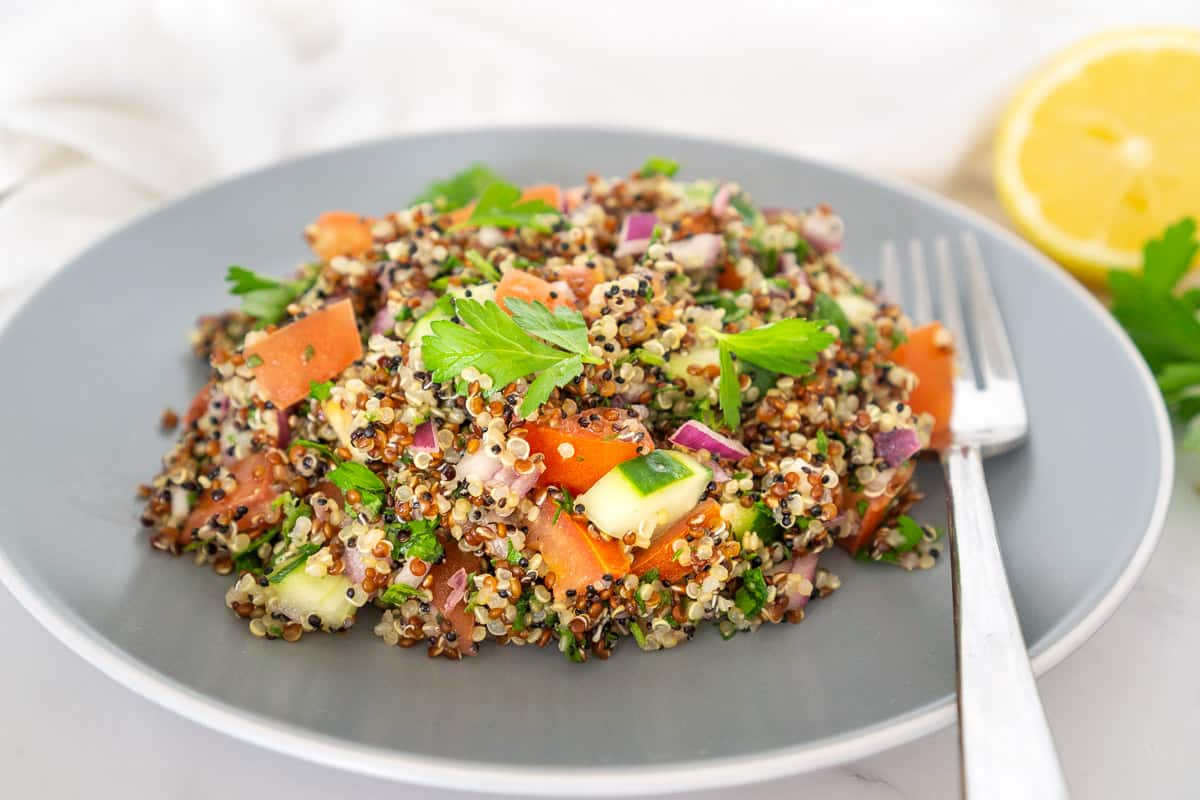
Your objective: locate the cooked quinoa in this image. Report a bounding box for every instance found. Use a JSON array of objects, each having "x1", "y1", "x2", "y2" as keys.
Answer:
[{"x1": 140, "y1": 159, "x2": 945, "y2": 661}]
